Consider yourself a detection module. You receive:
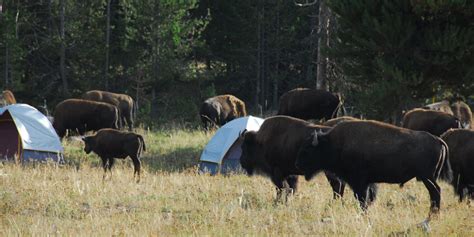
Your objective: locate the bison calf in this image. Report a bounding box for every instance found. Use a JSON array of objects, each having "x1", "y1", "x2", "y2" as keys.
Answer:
[
  {"x1": 83, "y1": 129, "x2": 146, "y2": 183},
  {"x1": 296, "y1": 120, "x2": 452, "y2": 218},
  {"x1": 441, "y1": 129, "x2": 474, "y2": 202}
]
